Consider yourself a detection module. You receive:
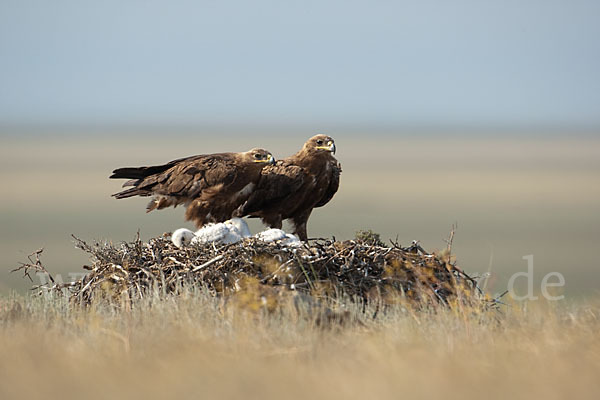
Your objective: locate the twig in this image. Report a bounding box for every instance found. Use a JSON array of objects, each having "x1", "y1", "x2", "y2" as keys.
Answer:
[
  {"x1": 444, "y1": 223, "x2": 457, "y2": 255},
  {"x1": 11, "y1": 248, "x2": 53, "y2": 283},
  {"x1": 192, "y1": 255, "x2": 224, "y2": 272}
]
